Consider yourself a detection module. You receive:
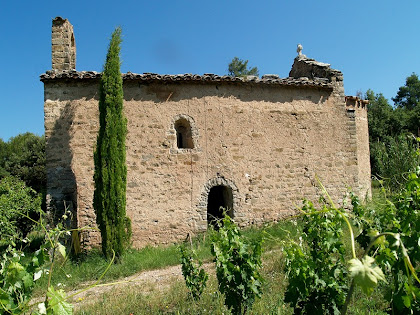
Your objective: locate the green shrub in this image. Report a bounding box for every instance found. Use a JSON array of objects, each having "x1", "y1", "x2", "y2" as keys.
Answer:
[
  {"x1": 285, "y1": 177, "x2": 420, "y2": 315},
  {"x1": 211, "y1": 214, "x2": 263, "y2": 314},
  {"x1": 179, "y1": 243, "x2": 208, "y2": 300},
  {"x1": 370, "y1": 134, "x2": 419, "y2": 191},
  {"x1": 0, "y1": 176, "x2": 41, "y2": 242},
  {"x1": 0, "y1": 241, "x2": 48, "y2": 314},
  {"x1": 351, "y1": 173, "x2": 420, "y2": 313},
  {"x1": 0, "y1": 212, "x2": 78, "y2": 315},
  {"x1": 284, "y1": 200, "x2": 349, "y2": 314}
]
